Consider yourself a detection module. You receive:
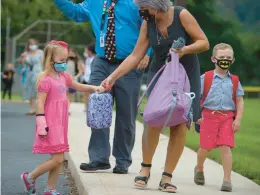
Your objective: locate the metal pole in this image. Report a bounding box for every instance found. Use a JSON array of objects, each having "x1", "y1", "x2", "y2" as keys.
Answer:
[
  {"x1": 47, "y1": 20, "x2": 52, "y2": 43},
  {"x1": 5, "y1": 17, "x2": 11, "y2": 64},
  {"x1": 12, "y1": 38, "x2": 17, "y2": 64},
  {"x1": 13, "y1": 20, "x2": 43, "y2": 40}
]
